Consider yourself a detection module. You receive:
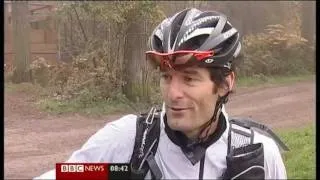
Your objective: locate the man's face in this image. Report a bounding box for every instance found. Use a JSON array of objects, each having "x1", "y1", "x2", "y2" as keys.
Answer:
[{"x1": 160, "y1": 66, "x2": 228, "y2": 137}]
